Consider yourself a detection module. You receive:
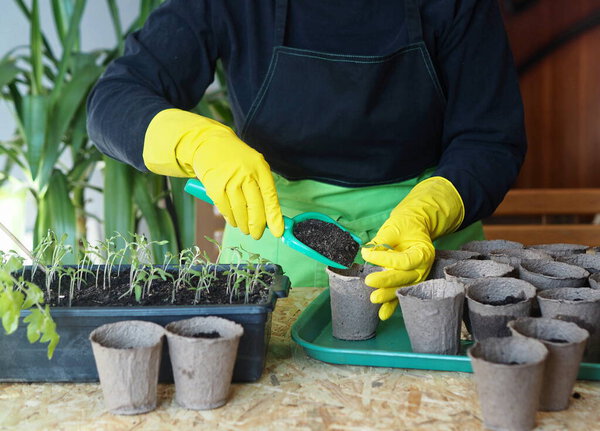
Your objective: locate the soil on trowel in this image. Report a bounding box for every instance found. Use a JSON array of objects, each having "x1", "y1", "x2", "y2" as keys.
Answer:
[
  {"x1": 293, "y1": 219, "x2": 359, "y2": 267},
  {"x1": 190, "y1": 331, "x2": 221, "y2": 339}
]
